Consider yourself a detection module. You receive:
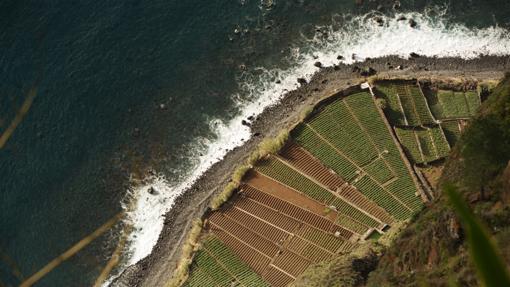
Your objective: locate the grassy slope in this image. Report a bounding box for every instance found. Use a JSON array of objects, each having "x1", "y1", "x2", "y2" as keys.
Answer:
[{"x1": 292, "y1": 74, "x2": 510, "y2": 287}]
